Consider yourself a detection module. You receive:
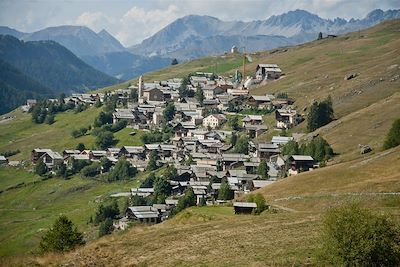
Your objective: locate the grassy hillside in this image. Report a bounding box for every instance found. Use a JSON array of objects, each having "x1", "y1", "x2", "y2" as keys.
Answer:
[
  {"x1": 0, "y1": 166, "x2": 163, "y2": 257},
  {"x1": 0, "y1": 20, "x2": 399, "y2": 265},
  {"x1": 23, "y1": 146, "x2": 400, "y2": 267}
]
